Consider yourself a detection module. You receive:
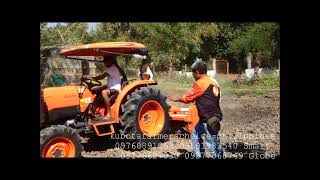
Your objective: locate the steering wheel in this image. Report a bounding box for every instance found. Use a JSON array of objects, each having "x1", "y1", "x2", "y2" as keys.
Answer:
[{"x1": 81, "y1": 77, "x2": 102, "y2": 88}]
